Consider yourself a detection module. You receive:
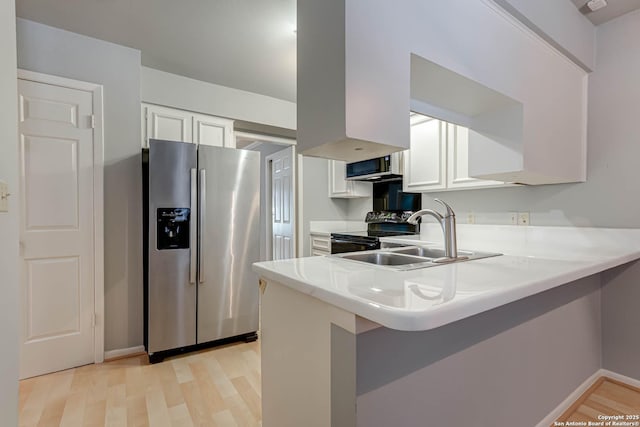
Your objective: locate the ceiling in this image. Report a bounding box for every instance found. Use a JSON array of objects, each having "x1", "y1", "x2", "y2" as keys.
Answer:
[
  {"x1": 16, "y1": 0, "x2": 297, "y2": 102},
  {"x1": 571, "y1": 0, "x2": 640, "y2": 25},
  {"x1": 16, "y1": 1, "x2": 640, "y2": 104}
]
